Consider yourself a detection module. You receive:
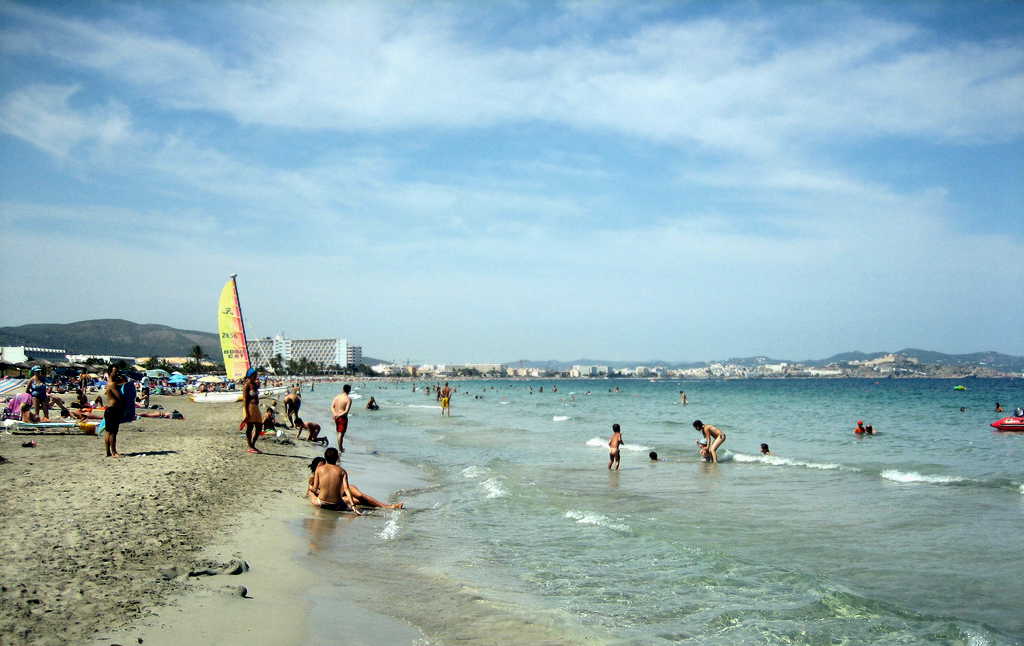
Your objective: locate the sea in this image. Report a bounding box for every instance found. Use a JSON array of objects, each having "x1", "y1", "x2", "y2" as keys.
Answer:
[{"x1": 292, "y1": 378, "x2": 1024, "y2": 645}]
